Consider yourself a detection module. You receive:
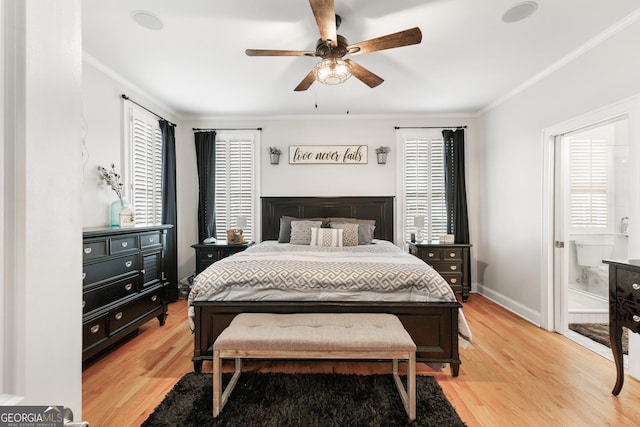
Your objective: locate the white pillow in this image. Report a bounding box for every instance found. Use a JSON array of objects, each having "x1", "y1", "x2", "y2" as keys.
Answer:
[{"x1": 310, "y1": 227, "x2": 343, "y2": 247}]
